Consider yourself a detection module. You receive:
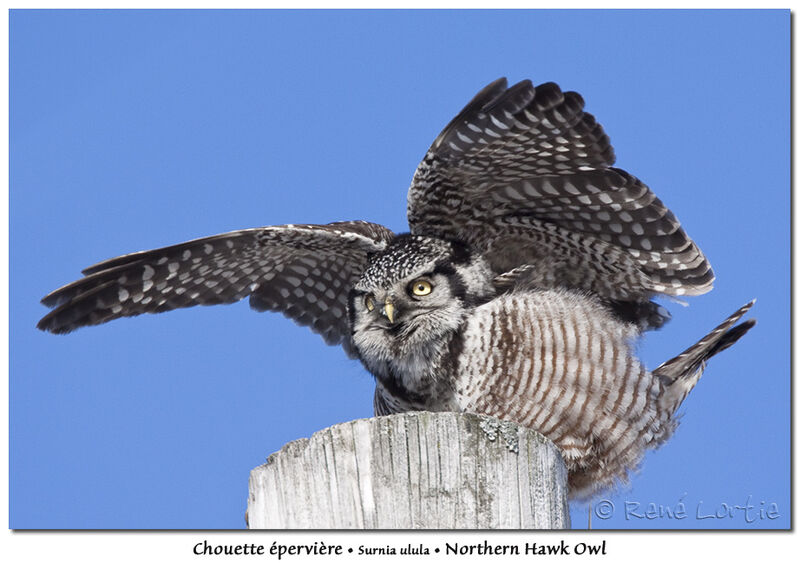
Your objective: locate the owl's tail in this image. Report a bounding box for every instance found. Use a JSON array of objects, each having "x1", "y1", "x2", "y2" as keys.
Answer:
[{"x1": 654, "y1": 300, "x2": 756, "y2": 415}]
